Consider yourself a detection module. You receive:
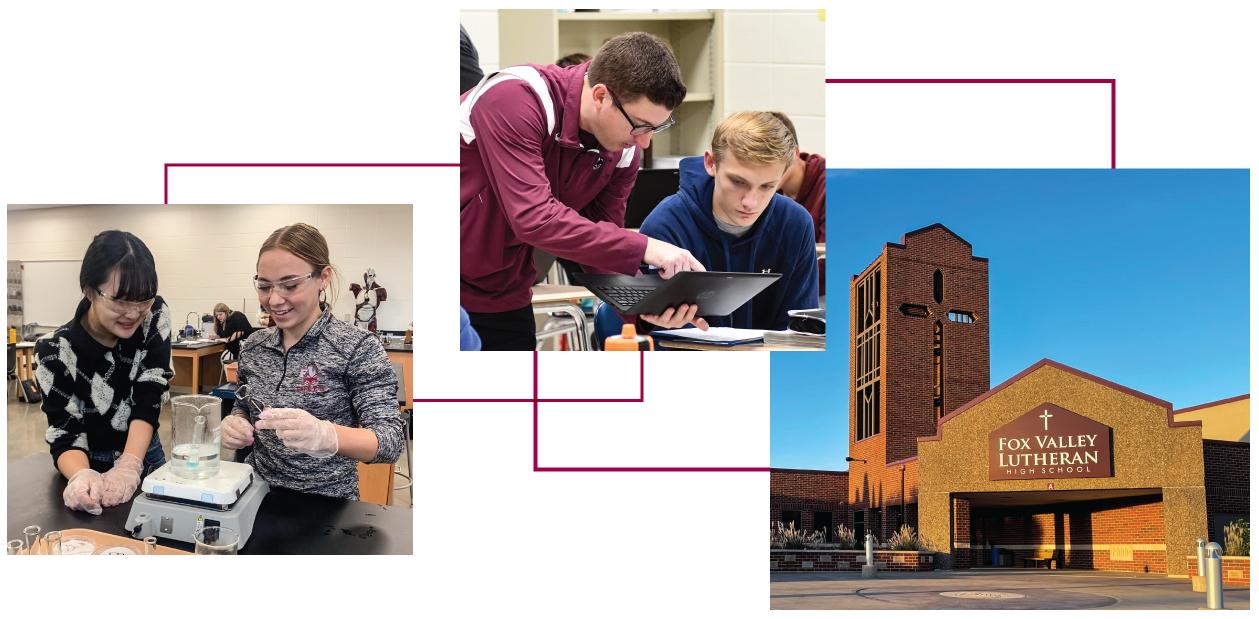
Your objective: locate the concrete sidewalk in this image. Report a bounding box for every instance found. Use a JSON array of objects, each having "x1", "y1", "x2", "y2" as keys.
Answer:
[{"x1": 771, "y1": 568, "x2": 1251, "y2": 610}]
